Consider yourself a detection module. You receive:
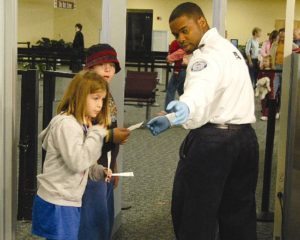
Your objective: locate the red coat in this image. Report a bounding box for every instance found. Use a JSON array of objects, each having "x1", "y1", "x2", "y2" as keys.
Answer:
[{"x1": 167, "y1": 40, "x2": 185, "y2": 72}]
